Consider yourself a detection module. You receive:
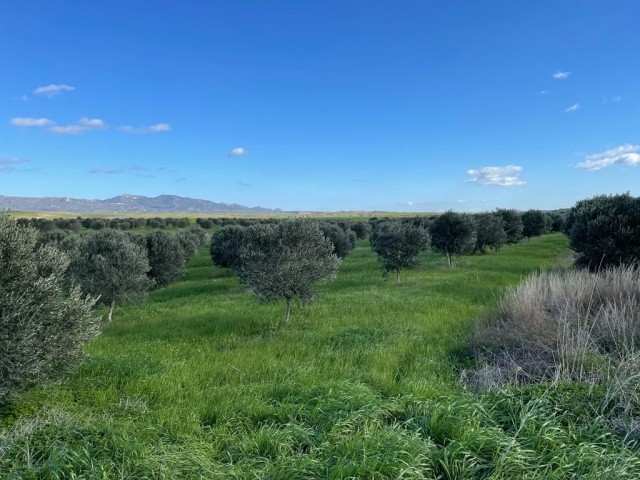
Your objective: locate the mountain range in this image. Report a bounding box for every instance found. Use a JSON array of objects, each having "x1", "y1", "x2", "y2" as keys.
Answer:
[{"x1": 0, "y1": 194, "x2": 281, "y2": 214}]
